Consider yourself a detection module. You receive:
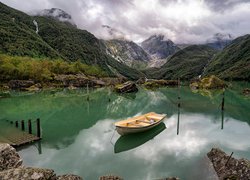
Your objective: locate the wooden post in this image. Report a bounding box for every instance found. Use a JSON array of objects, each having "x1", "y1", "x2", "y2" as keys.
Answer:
[
  {"x1": 222, "y1": 91, "x2": 225, "y2": 111},
  {"x1": 10, "y1": 121, "x2": 13, "y2": 124},
  {"x1": 221, "y1": 91, "x2": 225, "y2": 129},
  {"x1": 36, "y1": 118, "x2": 41, "y2": 138},
  {"x1": 21, "y1": 120, "x2": 25, "y2": 131},
  {"x1": 15, "y1": 121, "x2": 18, "y2": 128},
  {"x1": 87, "y1": 83, "x2": 89, "y2": 101},
  {"x1": 225, "y1": 152, "x2": 234, "y2": 166},
  {"x1": 28, "y1": 119, "x2": 32, "y2": 134}
]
